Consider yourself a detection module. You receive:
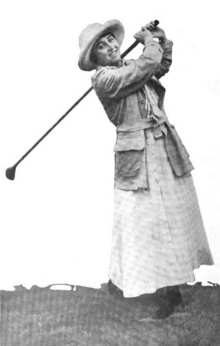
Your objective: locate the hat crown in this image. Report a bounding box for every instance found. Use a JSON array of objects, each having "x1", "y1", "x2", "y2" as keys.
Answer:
[{"x1": 79, "y1": 23, "x2": 102, "y2": 49}]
